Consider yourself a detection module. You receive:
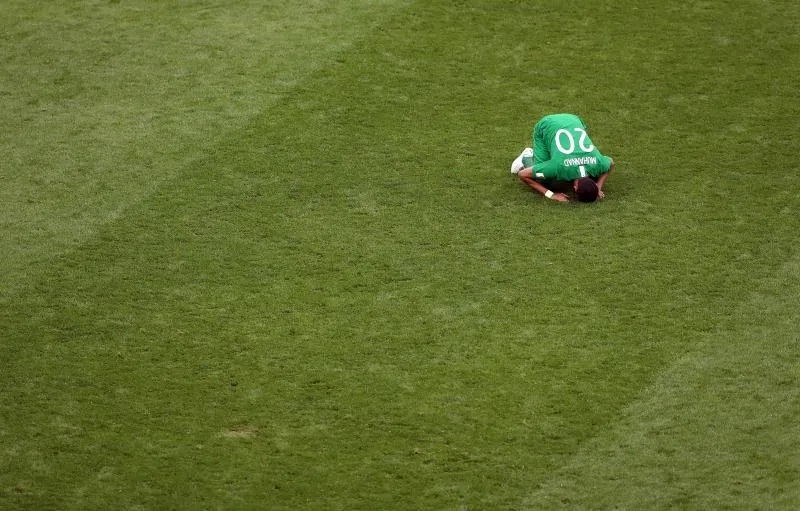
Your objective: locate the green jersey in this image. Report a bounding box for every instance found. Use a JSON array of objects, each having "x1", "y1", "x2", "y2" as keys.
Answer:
[{"x1": 523, "y1": 114, "x2": 612, "y2": 181}]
